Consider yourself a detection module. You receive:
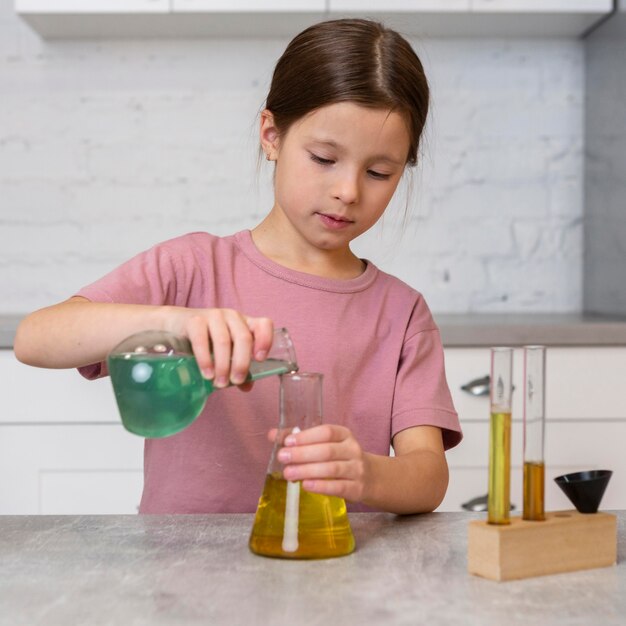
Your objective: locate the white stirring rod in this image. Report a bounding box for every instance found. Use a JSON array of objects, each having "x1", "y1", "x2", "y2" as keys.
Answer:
[{"x1": 281, "y1": 426, "x2": 301, "y2": 553}]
